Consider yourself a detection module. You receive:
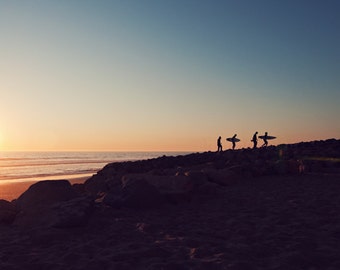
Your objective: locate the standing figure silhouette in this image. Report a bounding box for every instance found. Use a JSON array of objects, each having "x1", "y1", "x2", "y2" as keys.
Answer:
[
  {"x1": 217, "y1": 136, "x2": 222, "y2": 152},
  {"x1": 231, "y1": 134, "x2": 237, "y2": 150},
  {"x1": 261, "y1": 132, "x2": 268, "y2": 147},
  {"x1": 251, "y1": 131, "x2": 258, "y2": 149}
]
